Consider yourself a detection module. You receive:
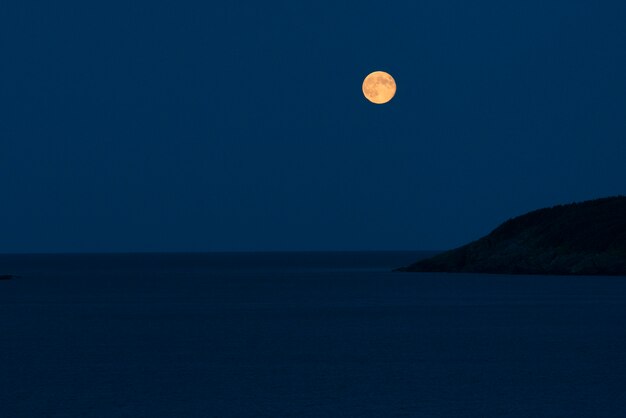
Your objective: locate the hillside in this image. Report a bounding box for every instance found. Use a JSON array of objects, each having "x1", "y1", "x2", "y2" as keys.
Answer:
[{"x1": 397, "y1": 196, "x2": 626, "y2": 276}]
